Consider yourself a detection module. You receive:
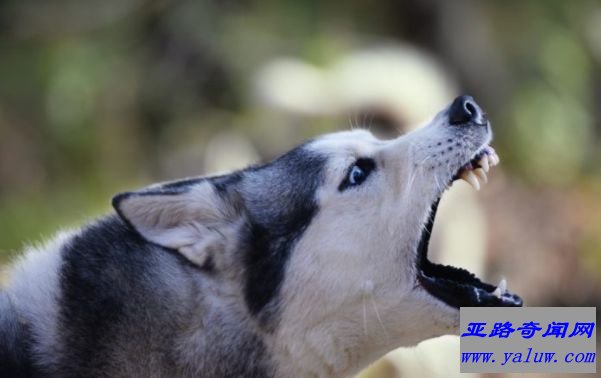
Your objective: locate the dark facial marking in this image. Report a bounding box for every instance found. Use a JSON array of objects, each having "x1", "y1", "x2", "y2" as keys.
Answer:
[{"x1": 240, "y1": 146, "x2": 326, "y2": 321}]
